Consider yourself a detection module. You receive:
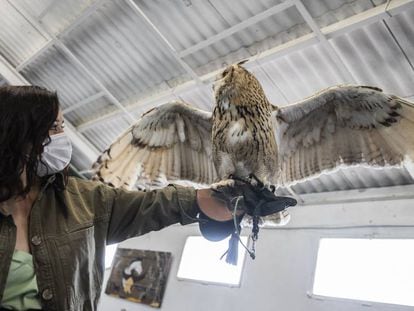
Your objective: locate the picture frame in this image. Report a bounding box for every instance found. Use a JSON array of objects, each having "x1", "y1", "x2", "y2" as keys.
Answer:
[{"x1": 105, "y1": 248, "x2": 172, "y2": 308}]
